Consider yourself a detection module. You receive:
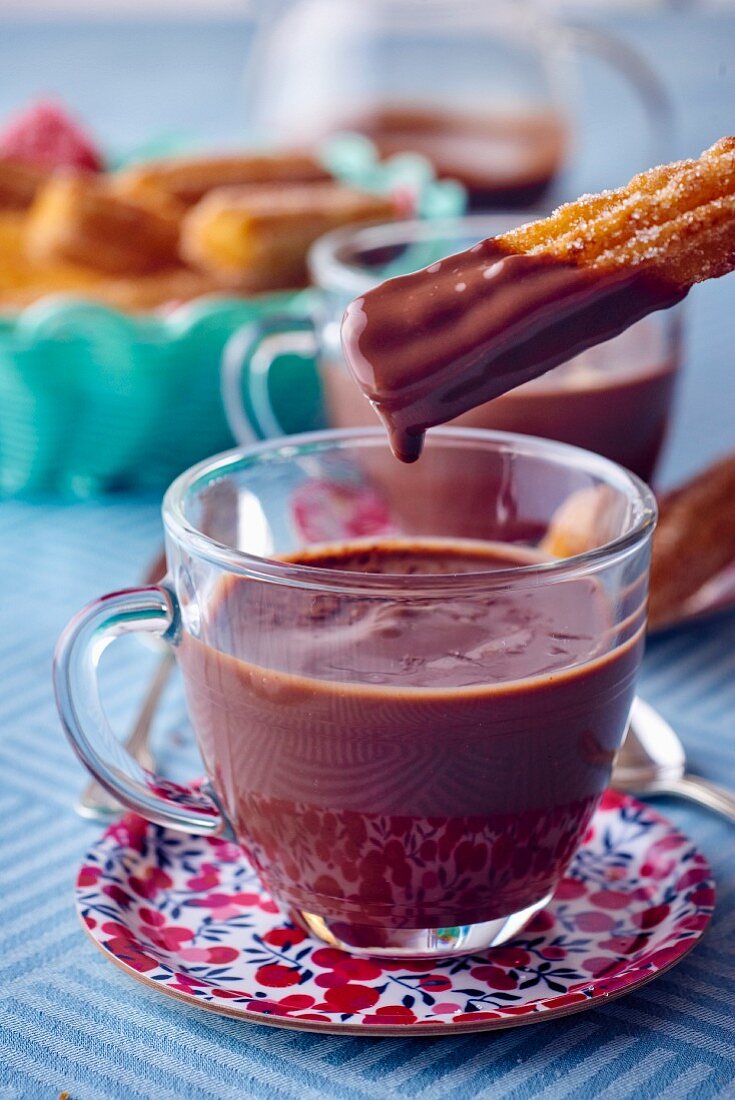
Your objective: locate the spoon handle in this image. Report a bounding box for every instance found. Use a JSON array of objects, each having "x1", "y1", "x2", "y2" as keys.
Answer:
[{"x1": 656, "y1": 774, "x2": 735, "y2": 825}]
